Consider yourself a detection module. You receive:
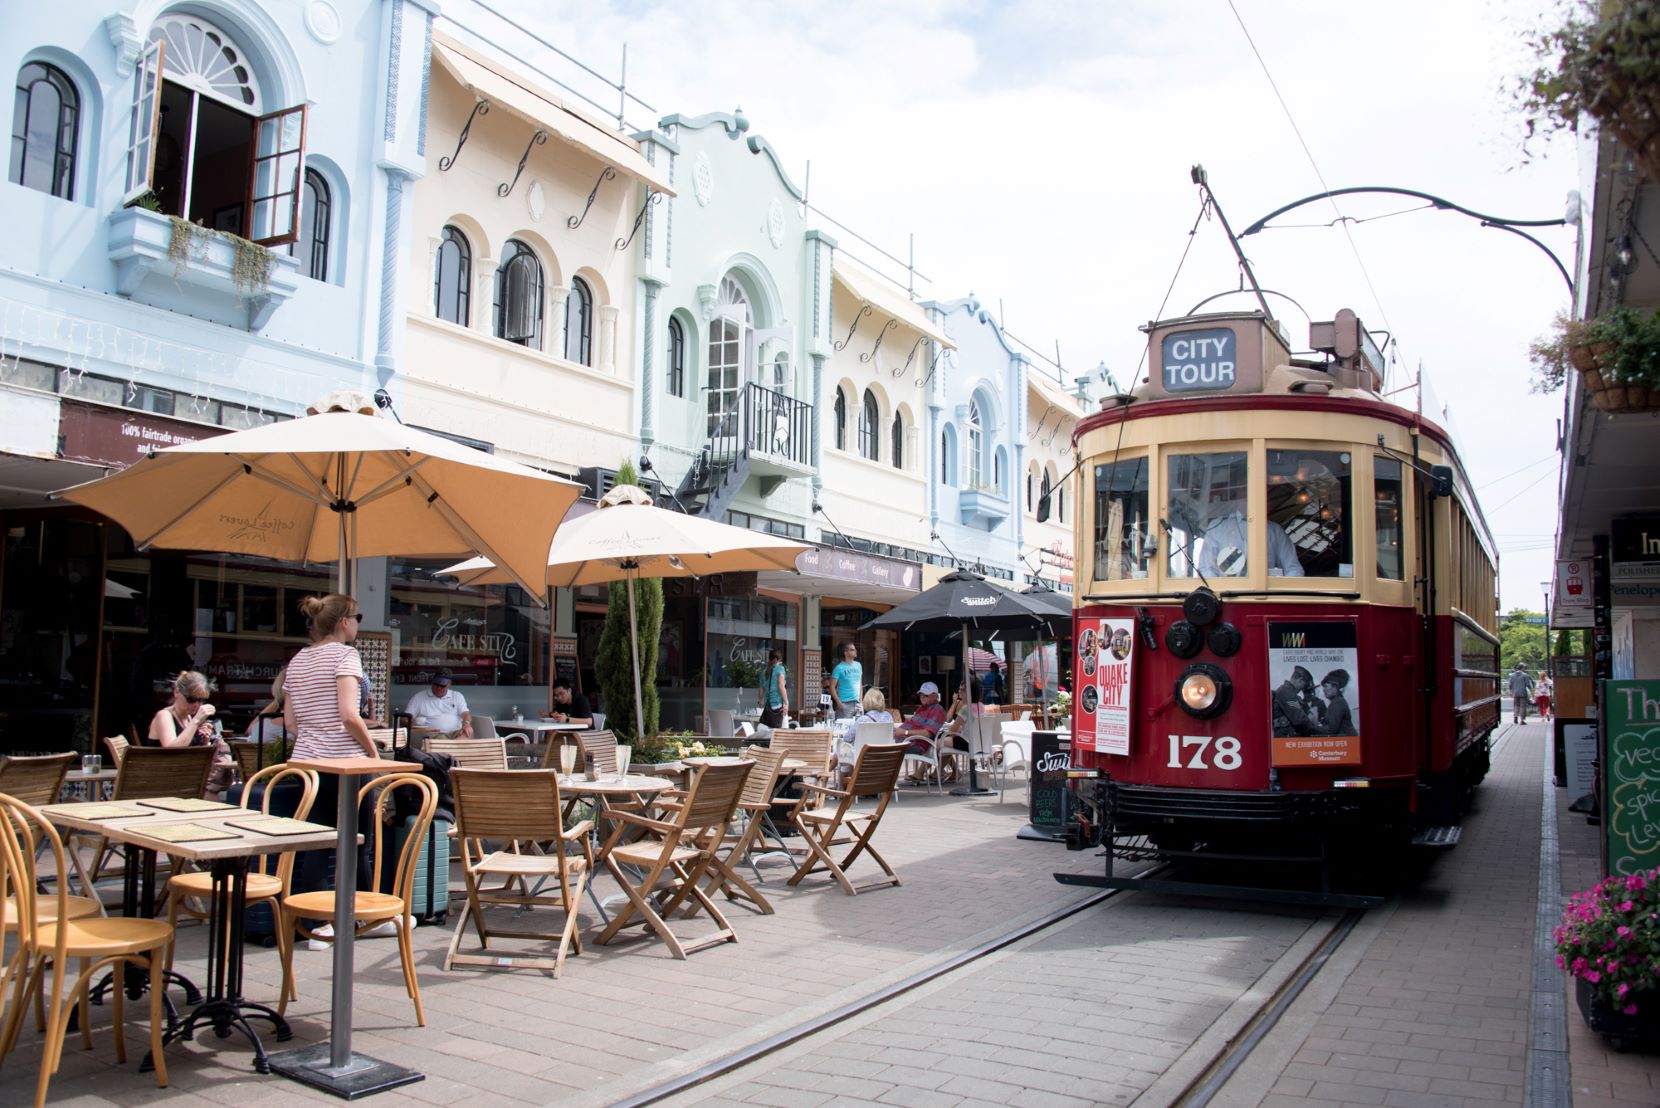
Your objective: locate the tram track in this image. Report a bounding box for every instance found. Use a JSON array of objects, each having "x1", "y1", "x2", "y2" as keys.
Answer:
[{"x1": 616, "y1": 862, "x2": 1369, "y2": 1108}]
